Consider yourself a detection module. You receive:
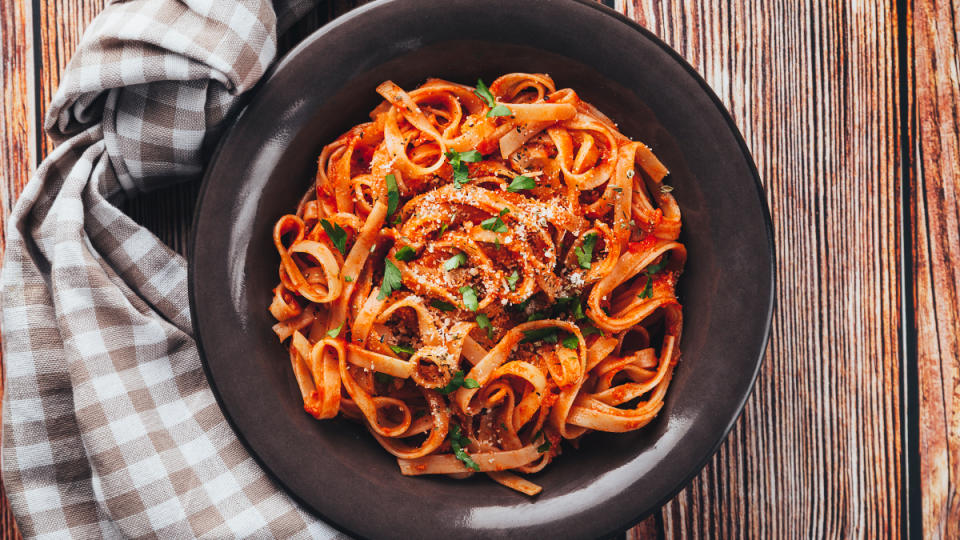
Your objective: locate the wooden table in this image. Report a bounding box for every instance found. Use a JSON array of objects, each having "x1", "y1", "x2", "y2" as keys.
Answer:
[{"x1": 2, "y1": 0, "x2": 957, "y2": 538}]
